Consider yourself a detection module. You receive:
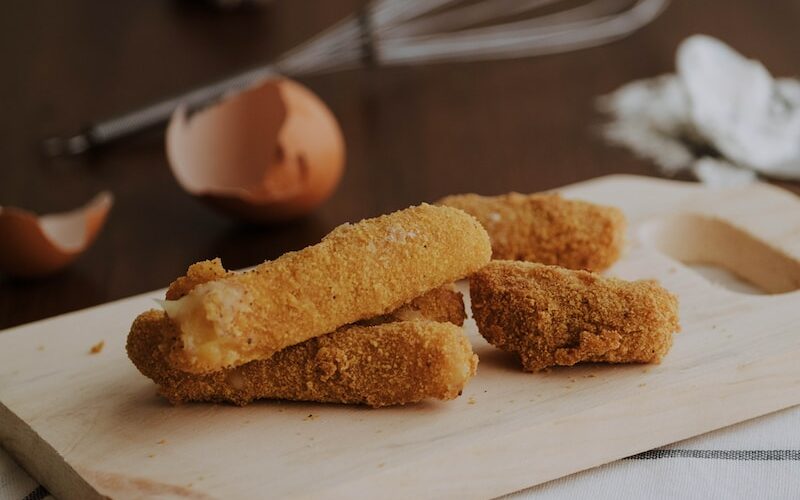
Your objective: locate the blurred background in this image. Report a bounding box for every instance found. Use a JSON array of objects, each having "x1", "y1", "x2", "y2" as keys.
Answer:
[{"x1": 1, "y1": 0, "x2": 799, "y2": 328}]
